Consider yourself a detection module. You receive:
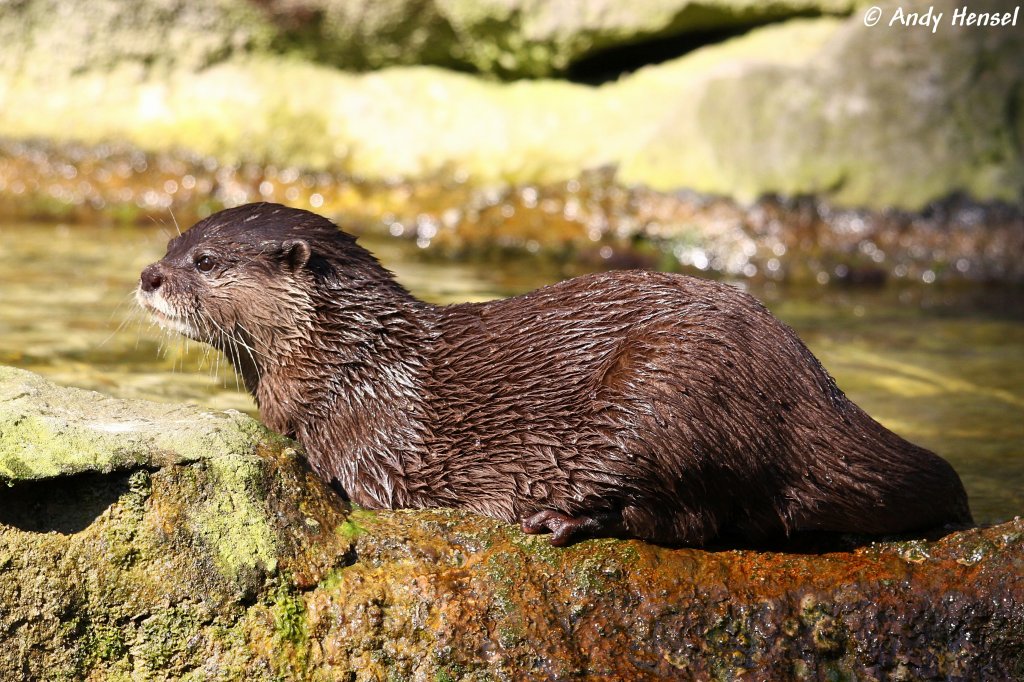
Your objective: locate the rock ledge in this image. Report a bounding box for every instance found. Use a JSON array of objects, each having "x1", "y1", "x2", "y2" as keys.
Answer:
[{"x1": 0, "y1": 366, "x2": 1020, "y2": 680}]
